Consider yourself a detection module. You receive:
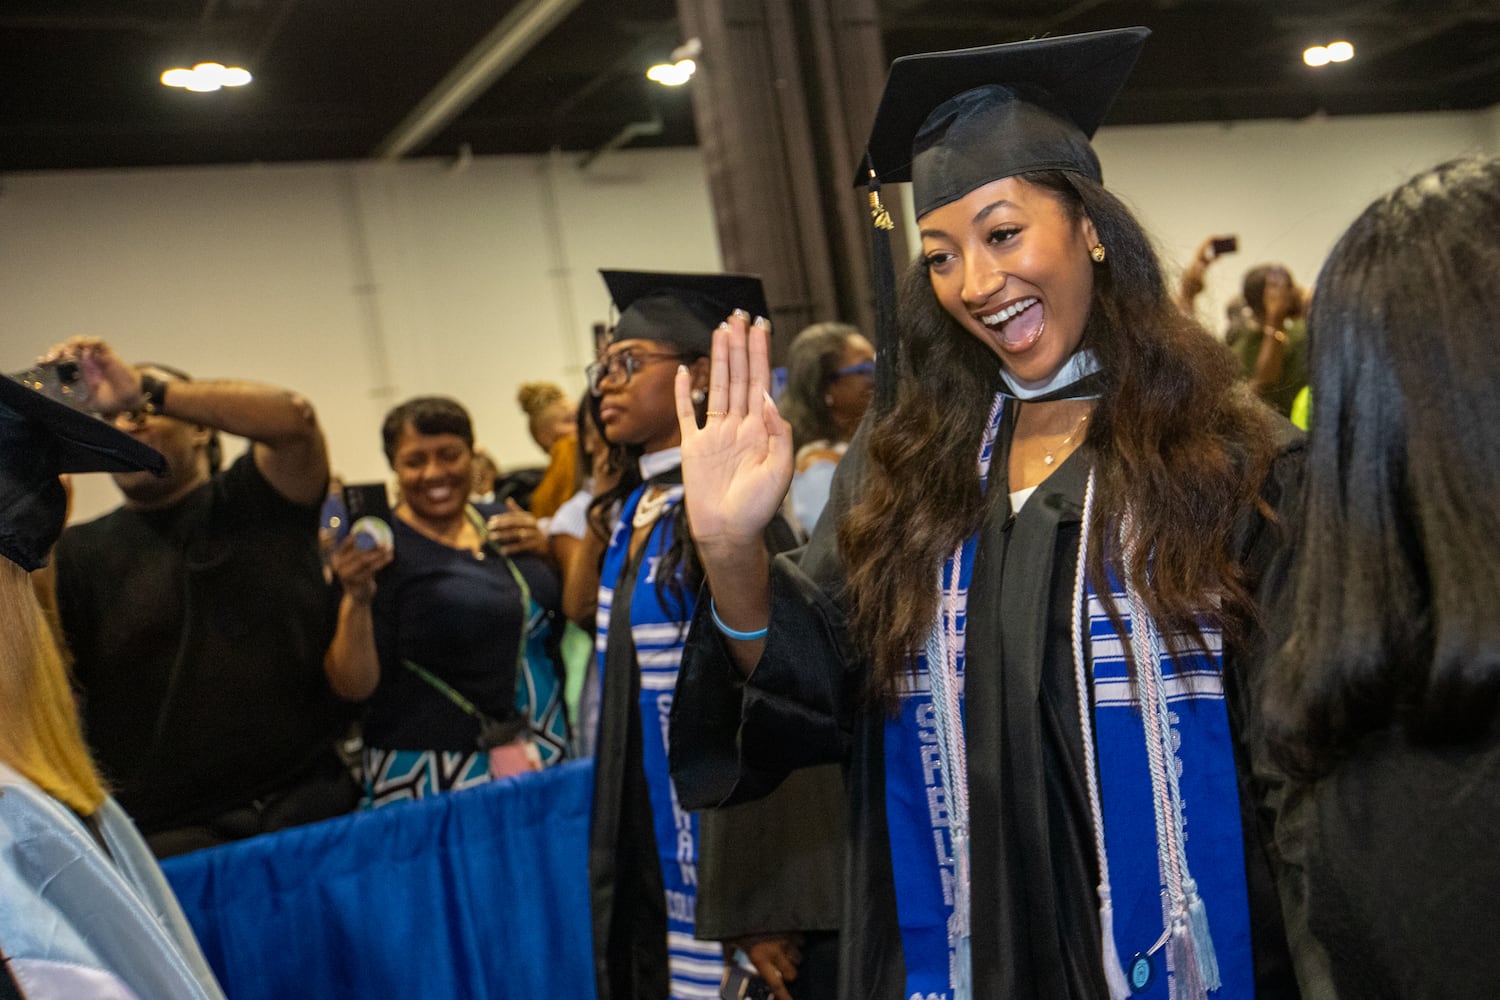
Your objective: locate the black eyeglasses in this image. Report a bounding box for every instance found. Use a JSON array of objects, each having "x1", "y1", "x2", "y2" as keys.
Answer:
[{"x1": 586, "y1": 350, "x2": 687, "y2": 394}]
